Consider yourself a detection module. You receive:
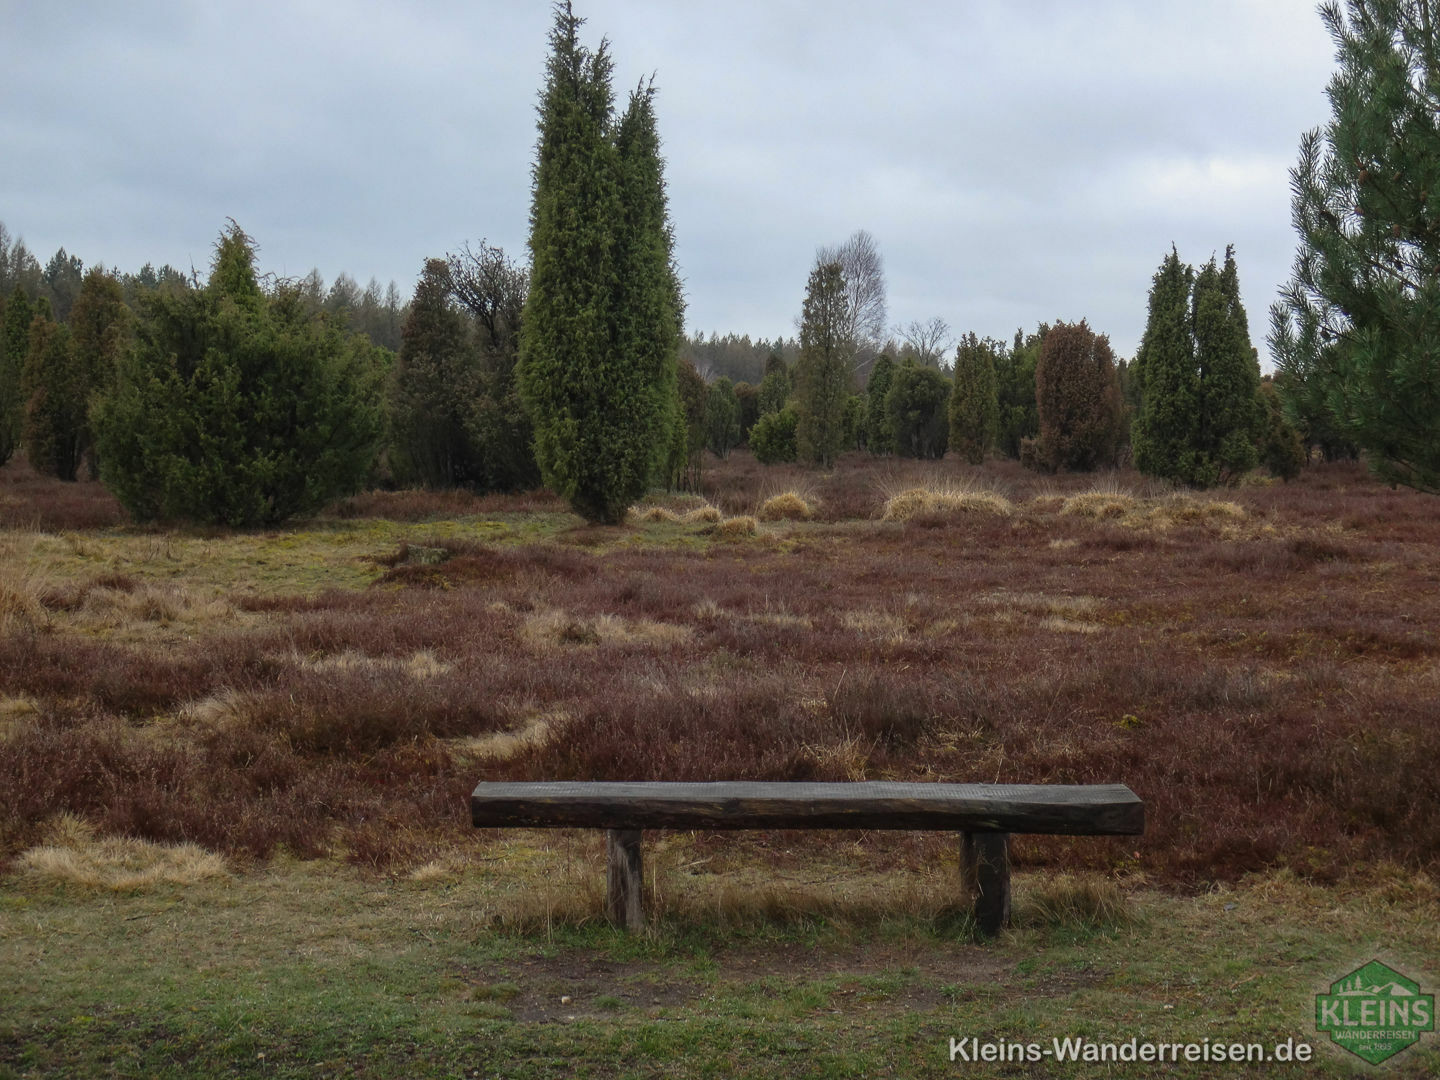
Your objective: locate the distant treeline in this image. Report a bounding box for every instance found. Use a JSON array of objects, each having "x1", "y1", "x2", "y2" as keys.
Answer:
[{"x1": 0, "y1": 222, "x2": 408, "y2": 353}]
